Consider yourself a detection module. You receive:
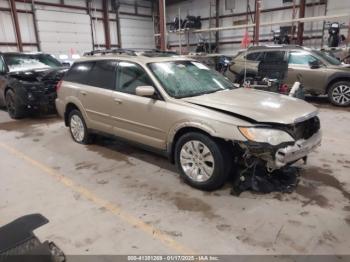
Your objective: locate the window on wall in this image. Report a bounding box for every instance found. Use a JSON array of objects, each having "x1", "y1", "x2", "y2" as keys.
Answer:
[
  {"x1": 282, "y1": 0, "x2": 293, "y2": 3},
  {"x1": 225, "y1": 0, "x2": 235, "y2": 11}
]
